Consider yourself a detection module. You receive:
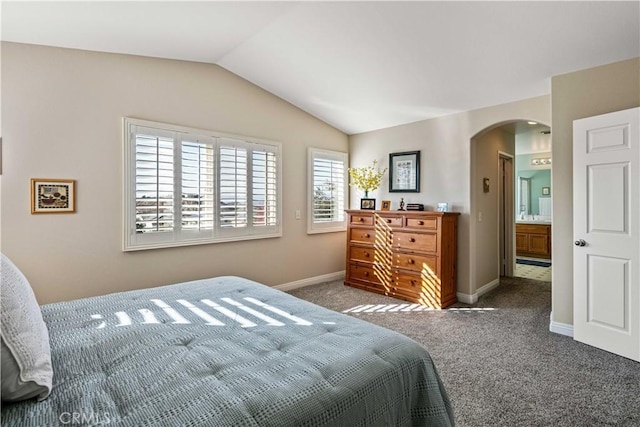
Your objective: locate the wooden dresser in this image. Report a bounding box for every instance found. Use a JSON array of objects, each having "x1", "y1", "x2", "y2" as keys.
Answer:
[{"x1": 345, "y1": 210, "x2": 459, "y2": 308}]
